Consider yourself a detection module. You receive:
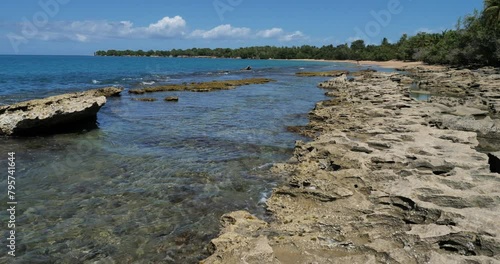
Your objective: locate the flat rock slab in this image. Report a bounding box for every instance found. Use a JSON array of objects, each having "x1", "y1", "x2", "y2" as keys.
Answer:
[
  {"x1": 451, "y1": 106, "x2": 489, "y2": 117},
  {"x1": 0, "y1": 90, "x2": 111, "y2": 136}
]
